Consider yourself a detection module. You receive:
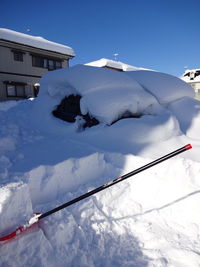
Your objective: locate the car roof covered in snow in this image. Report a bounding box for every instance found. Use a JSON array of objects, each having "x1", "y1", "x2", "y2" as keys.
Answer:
[{"x1": 32, "y1": 64, "x2": 194, "y2": 130}]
